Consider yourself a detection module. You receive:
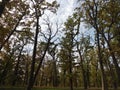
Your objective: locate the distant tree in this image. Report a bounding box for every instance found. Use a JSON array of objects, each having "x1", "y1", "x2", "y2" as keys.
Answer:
[
  {"x1": 59, "y1": 14, "x2": 80, "y2": 90},
  {"x1": 76, "y1": 34, "x2": 92, "y2": 89},
  {"x1": 48, "y1": 43, "x2": 58, "y2": 87}
]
